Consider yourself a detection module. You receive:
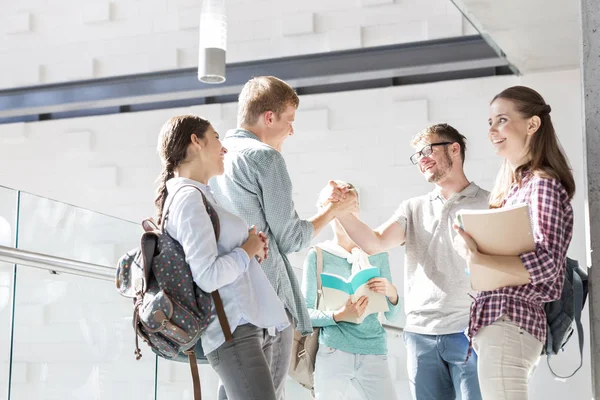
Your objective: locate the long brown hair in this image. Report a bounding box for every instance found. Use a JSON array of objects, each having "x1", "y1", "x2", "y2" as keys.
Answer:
[
  {"x1": 155, "y1": 115, "x2": 211, "y2": 224},
  {"x1": 488, "y1": 86, "x2": 575, "y2": 208}
]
